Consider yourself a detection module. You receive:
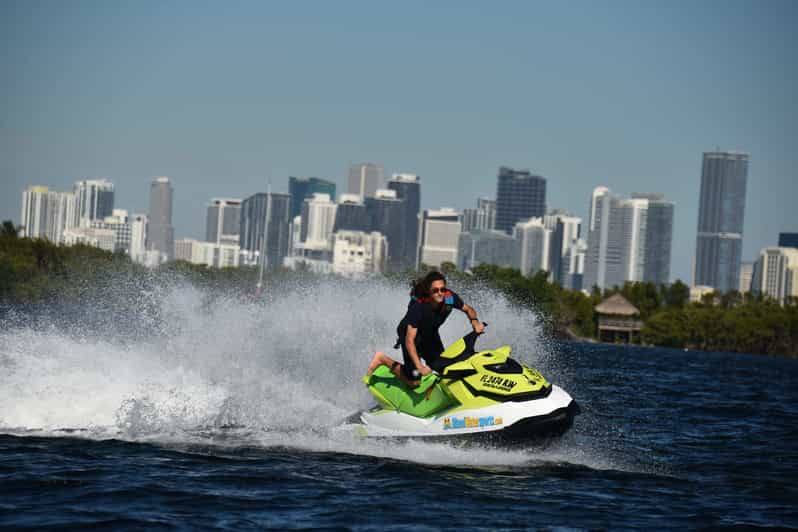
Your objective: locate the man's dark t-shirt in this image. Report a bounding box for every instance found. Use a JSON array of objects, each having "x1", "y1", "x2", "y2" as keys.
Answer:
[{"x1": 396, "y1": 290, "x2": 465, "y2": 379}]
